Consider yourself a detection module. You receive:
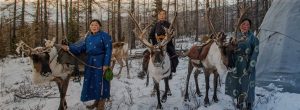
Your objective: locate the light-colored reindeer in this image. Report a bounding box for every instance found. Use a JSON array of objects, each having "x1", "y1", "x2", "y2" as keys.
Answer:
[
  {"x1": 111, "y1": 42, "x2": 130, "y2": 78},
  {"x1": 129, "y1": 12, "x2": 177, "y2": 109}
]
